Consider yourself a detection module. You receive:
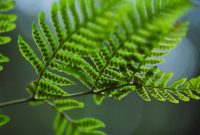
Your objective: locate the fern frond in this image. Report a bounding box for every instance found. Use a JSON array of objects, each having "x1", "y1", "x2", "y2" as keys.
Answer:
[
  {"x1": 14, "y1": 0, "x2": 199, "y2": 134},
  {"x1": 0, "y1": 0, "x2": 16, "y2": 71},
  {"x1": 18, "y1": 0, "x2": 133, "y2": 98},
  {"x1": 133, "y1": 68, "x2": 200, "y2": 103},
  {"x1": 89, "y1": 0, "x2": 191, "y2": 103}
]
